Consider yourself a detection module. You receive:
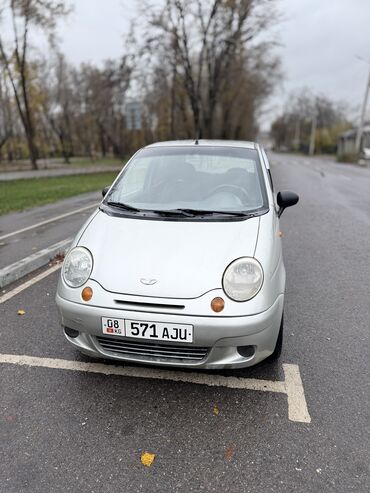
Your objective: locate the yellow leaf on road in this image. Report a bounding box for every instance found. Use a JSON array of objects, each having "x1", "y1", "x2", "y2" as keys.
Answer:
[
  {"x1": 225, "y1": 443, "x2": 235, "y2": 461},
  {"x1": 213, "y1": 405, "x2": 219, "y2": 415},
  {"x1": 17, "y1": 309, "x2": 26, "y2": 316},
  {"x1": 141, "y1": 452, "x2": 156, "y2": 467}
]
